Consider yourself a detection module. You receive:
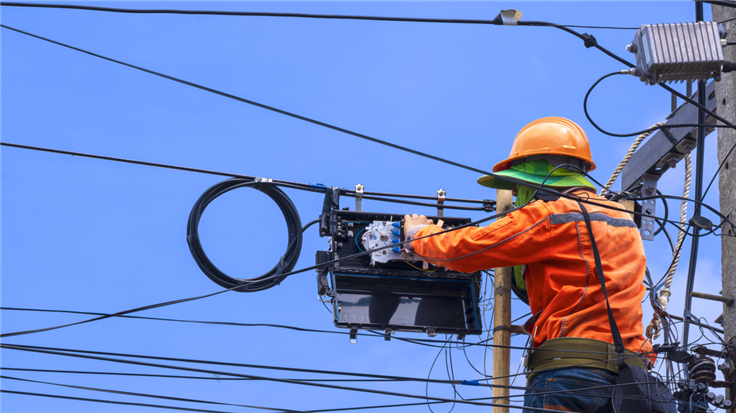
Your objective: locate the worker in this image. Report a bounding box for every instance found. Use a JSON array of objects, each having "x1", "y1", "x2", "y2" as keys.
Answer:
[{"x1": 403, "y1": 117, "x2": 653, "y2": 412}]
